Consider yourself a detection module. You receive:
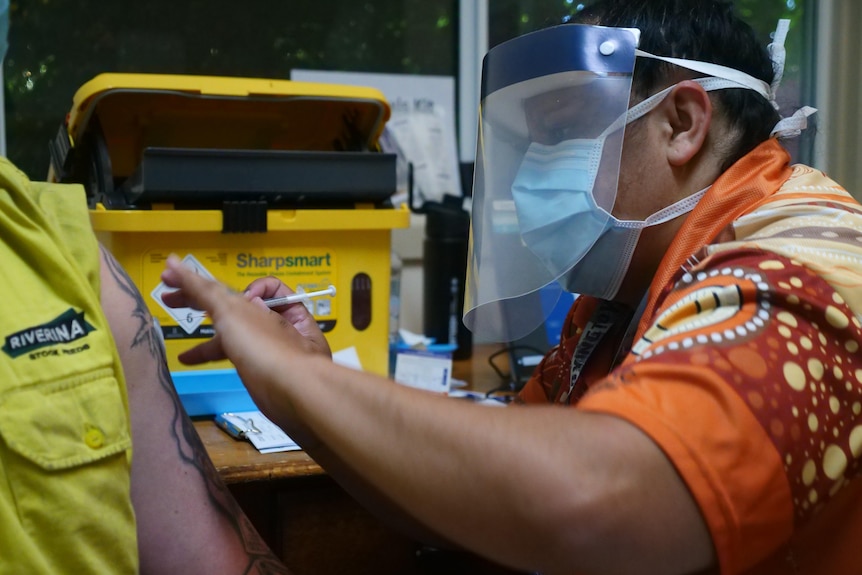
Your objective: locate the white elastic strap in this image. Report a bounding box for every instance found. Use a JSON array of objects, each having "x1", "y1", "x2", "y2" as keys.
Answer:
[
  {"x1": 613, "y1": 76, "x2": 816, "y2": 141},
  {"x1": 618, "y1": 77, "x2": 746, "y2": 130},
  {"x1": 635, "y1": 49, "x2": 771, "y2": 100},
  {"x1": 615, "y1": 186, "x2": 709, "y2": 230},
  {"x1": 768, "y1": 19, "x2": 791, "y2": 111},
  {"x1": 608, "y1": 38, "x2": 816, "y2": 141},
  {"x1": 643, "y1": 186, "x2": 708, "y2": 226},
  {"x1": 771, "y1": 106, "x2": 817, "y2": 138}
]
